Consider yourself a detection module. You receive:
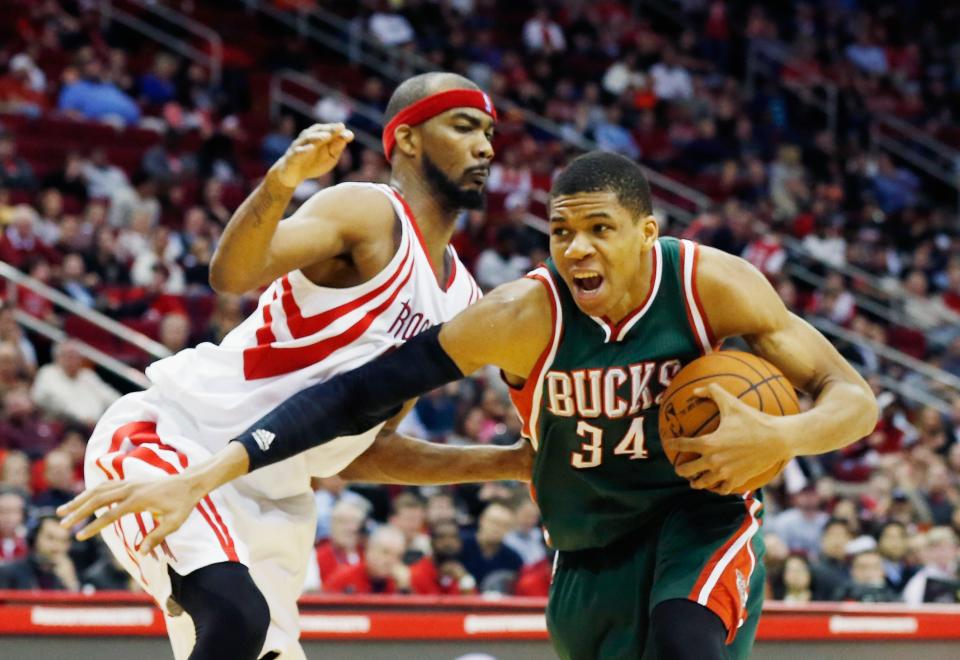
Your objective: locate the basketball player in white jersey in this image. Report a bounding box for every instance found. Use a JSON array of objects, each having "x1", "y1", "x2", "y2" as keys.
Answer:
[{"x1": 73, "y1": 72, "x2": 529, "y2": 660}]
